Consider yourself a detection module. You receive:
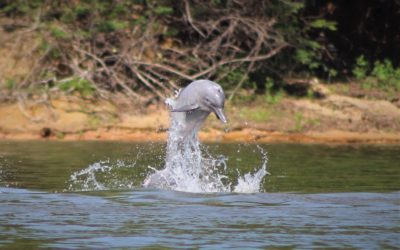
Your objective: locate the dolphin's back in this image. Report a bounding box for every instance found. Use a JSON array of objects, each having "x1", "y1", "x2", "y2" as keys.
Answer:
[{"x1": 177, "y1": 80, "x2": 216, "y2": 102}]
